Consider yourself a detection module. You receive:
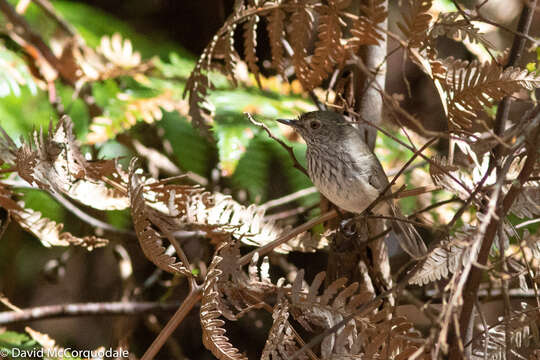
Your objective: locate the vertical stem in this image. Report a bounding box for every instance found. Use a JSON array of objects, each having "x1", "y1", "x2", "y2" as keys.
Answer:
[
  {"x1": 448, "y1": 1, "x2": 538, "y2": 358},
  {"x1": 356, "y1": 0, "x2": 388, "y2": 151}
]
